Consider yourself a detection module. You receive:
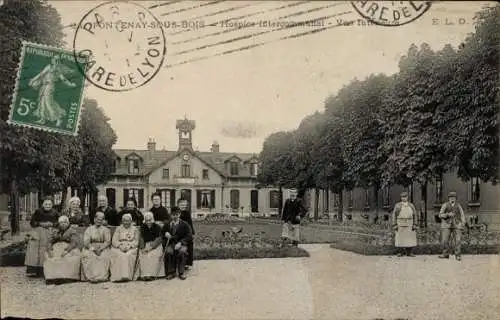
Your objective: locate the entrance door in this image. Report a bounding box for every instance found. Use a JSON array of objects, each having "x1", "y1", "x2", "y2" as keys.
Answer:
[
  {"x1": 106, "y1": 188, "x2": 116, "y2": 208},
  {"x1": 180, "y1": 189, "x2": 192, "y2": 210},
  {"x1": 250, "y1": 190, "x2": 258, "y2": 213}
]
